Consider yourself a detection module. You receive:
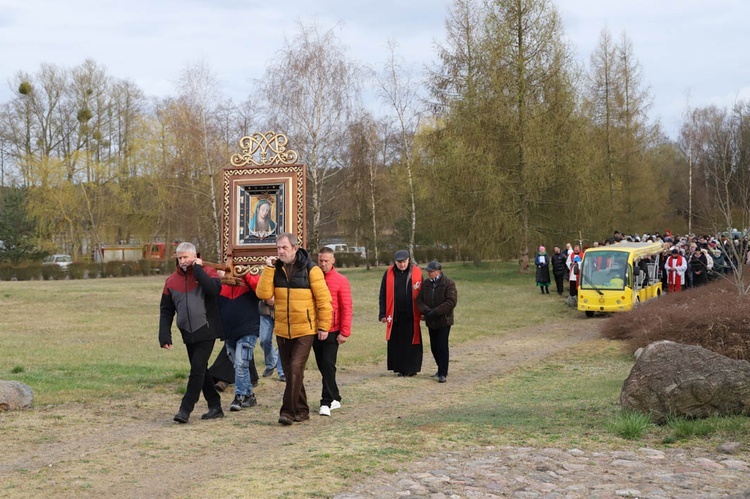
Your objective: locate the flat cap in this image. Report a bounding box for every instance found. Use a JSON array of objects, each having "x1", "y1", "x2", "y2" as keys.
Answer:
[
  {"x1": 394, "y1": 250, "x2": 409, "y2": 261},
  {"x1": 425, "y1": 260, "x2": 442, "y2": 272}
]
